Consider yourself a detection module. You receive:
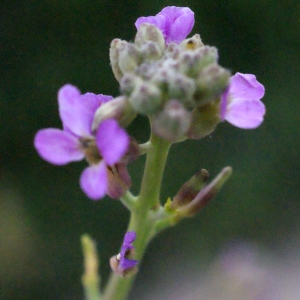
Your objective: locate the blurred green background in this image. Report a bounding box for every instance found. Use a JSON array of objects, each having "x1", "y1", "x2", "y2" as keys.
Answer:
[{"x1": 1, "y1": 0, "x2": 299, "y2": 299}]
